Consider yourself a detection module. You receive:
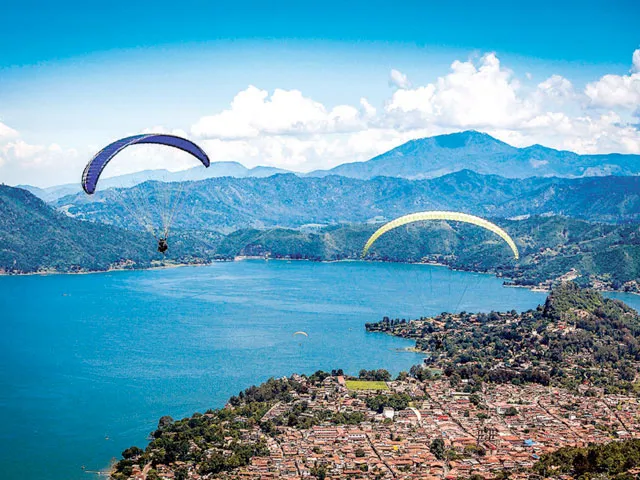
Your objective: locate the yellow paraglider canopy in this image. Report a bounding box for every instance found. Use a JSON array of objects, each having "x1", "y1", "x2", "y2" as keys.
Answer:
[
  {"x1": 362, "y1": 211, "x2": 519, "y2": 260},
  {"x1": 293, "y1": 331, "x2": 309, "y2": 337}
]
